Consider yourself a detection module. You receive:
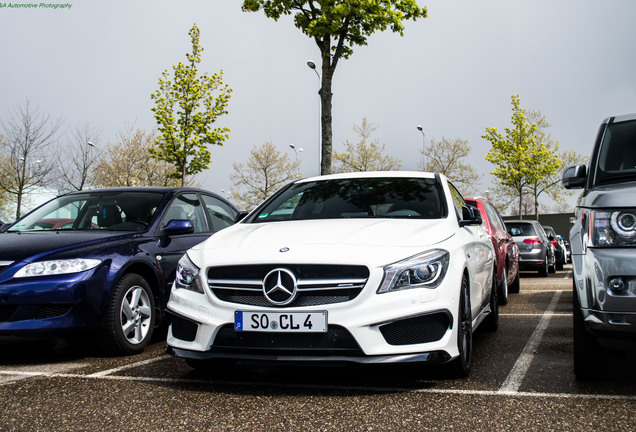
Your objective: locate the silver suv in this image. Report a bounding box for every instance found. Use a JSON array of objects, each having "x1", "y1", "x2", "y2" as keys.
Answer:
[{"x1": 562, "y1": 113, "x2": 636, "y2": 378}]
